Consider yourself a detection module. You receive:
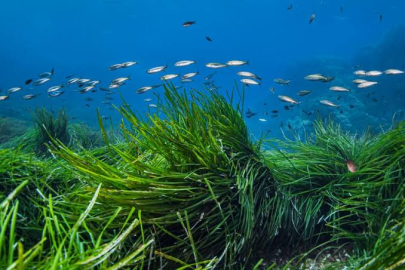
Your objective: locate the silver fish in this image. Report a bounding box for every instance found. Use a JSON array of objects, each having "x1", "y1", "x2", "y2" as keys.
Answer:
[
  {"x1": 39, "y1": 68, "x2": 54, "y2": 78},
  {"x1": 149, "y1": 104, "x2": 158, "y2": 108},
  {"x1": 274, "y1": 78, "x2": 290, "y2": 86},
  {"x1": 147, "y1": 66, "x2": 167, "y2": 74},
  {"x1": 353, "y1": 79, "x2": 368, "y2": 84},
  {"x1": 206, "y1": 63, "x2": 227, "y2": 68},
  {"x1": 240, "y1": 78, "x2": 260, "y2": 85},
  {"x1": 7, "y1": 87, "x2": 22, "y2": 93},
  {"x1": 330, "y1": 86, "x2": 349, "y2": 92},
  {"x1": 297, "y1": 90, "x2": 311, "y2": 96},
  {"x1": 67, "y1": 78, "x2": 80, "y2": 85},
  {"x1": 305, "y1": 74, "x2": 326, "y2": 81},
  {"x1": 160, "y1": 74, "x2": 179, "y2": 81},
  {"x1": 366, "y1": 70, "x2": 383, "y2": 76},
  {"x1": 259, "y1": 118, "x2": 267, "y2": 122},
  {"x1": 23, "y1": 94, "x2": 38, "y2": 100},
  {"x1": 320, "y1": 100, "x2": 339, "y2": 108},
  {"x1": 80, "y1": 86, "x2": 95, "y2": 93},
  {"x1": 136, "y1": 86, "x2": 152, "y2": 94},
  {"x1": 237, "y1": 71, "x2": 261, "y2": 80},
  {"x1": 77, "y1": 79, "x2": 91, "y2": 84},
  {"x1": 48, "y1": 85, "x2": 64, "y2": 93},
  {"x1": 278, "y1": 95, "x2": 300, "y2": 104},
  {"x1": 34, "y1": 78, "x2": 51, "y2": 86},
  {"x1": 354, "y1": 70, "x2": 367, "y2": 76},
  {"x1": 144, "y1": 98, "x2": 153, "y2": 102},
  {"x1": 174, "y1": 60, "x2": 196, "y2": 67},
  {"x1": 112, "y1": 77, "x2": 130, "y2": 84},
  {"x1": 123, "y1": 61, "x2": 137, "y2": 67},
  {"x1": 182, "y1": 72, "x2": 199, "y2": 79},
  {"x1": 309, "y1": 14, "x2": 316, "y2": 24},
  {"x1": 0, "y1": 95, "x2": 9, "y2": 101},
  {"x1": 384, "y1": 69, "x2": 404, "y2": 75},
  {"x1": 109, "y1": 63, "x2": 124, "y2": 70},
  {"x1": 49, "y1": 91, "x2": 64, "y2": 97},
  {"x1": 226, "y1": 60, "x2": 248, "y2": 66},
  {"x1": 358, "y1": 81, "x2": 378, "y2": 88}
]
